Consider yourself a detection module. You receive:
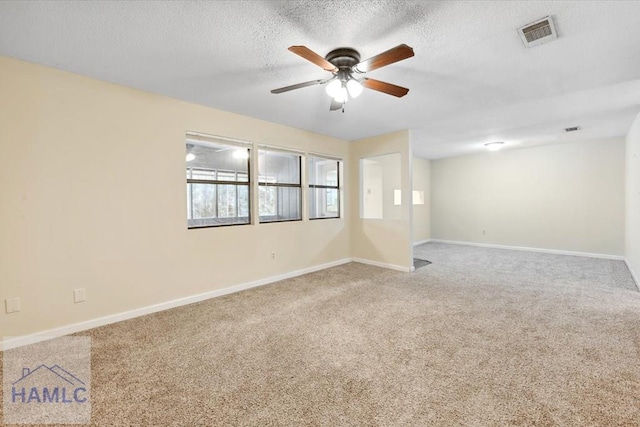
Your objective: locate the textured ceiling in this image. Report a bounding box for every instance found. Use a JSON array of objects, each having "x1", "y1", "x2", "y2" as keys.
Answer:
[{"x1": 1, "y1": 1, "x2": 639, "y2": 158}]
